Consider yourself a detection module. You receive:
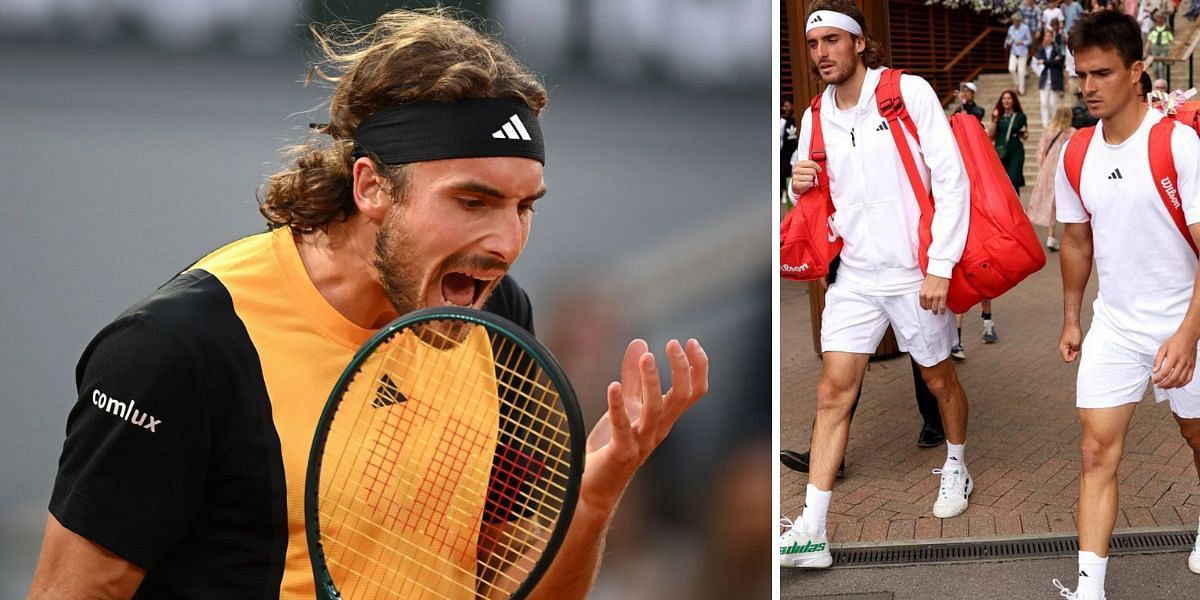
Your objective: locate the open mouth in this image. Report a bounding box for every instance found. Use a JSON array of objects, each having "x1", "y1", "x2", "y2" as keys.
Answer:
[{"x1": 439, "y1": 271, "x2": 492, "y2": 307}]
